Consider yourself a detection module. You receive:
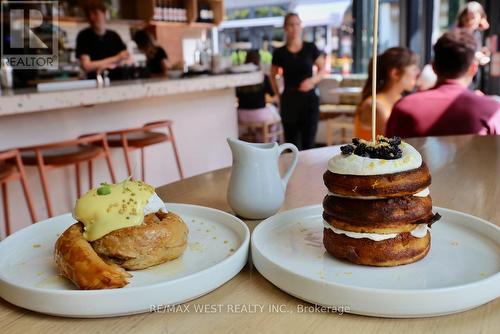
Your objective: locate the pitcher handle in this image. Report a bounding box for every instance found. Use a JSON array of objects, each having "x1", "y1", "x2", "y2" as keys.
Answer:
[{"x1": 278, "y1": 143, "x2": 299, "y2": 187}]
